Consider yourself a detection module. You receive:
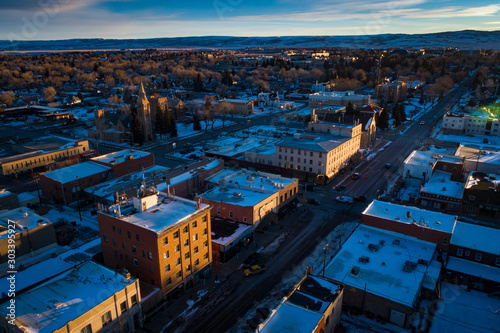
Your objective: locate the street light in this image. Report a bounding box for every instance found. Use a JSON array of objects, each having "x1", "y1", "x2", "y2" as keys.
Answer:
[{"x1": 322, "y1": 243, "x2": 329, "y2": 277}]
